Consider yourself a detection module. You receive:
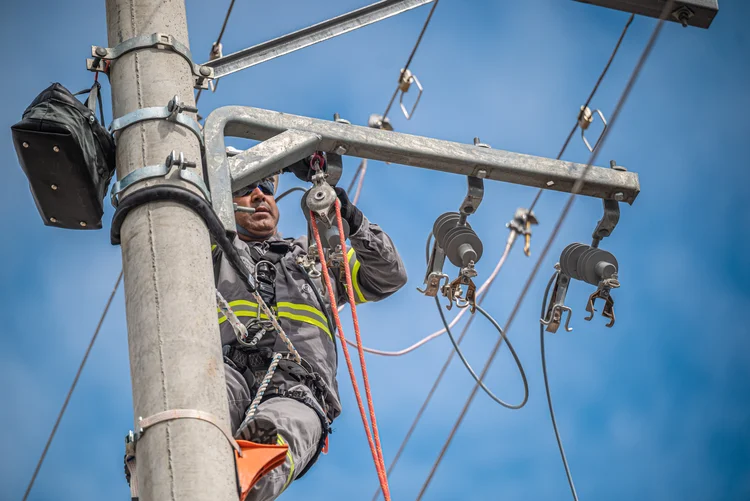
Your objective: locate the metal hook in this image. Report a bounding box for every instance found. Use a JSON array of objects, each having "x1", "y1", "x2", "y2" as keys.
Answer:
[
  {"x1": 578, "y1": 105, "x2": 608, "y2": 152},
  {"x1": 541, "y1": 304, "x2": 574, "y2": 332},
  {"x1": 398, "y1": 69, "x2": 423, "y2": 120}
]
